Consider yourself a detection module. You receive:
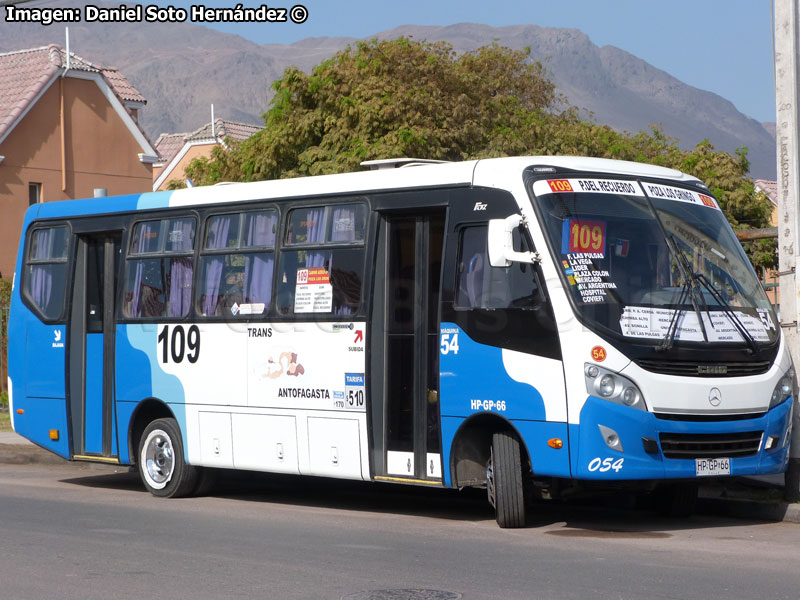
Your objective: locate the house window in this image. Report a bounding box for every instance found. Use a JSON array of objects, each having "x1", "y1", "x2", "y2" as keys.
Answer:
[{"x1": 28, "y1": 183, "x2": 42, "y2": 206}]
